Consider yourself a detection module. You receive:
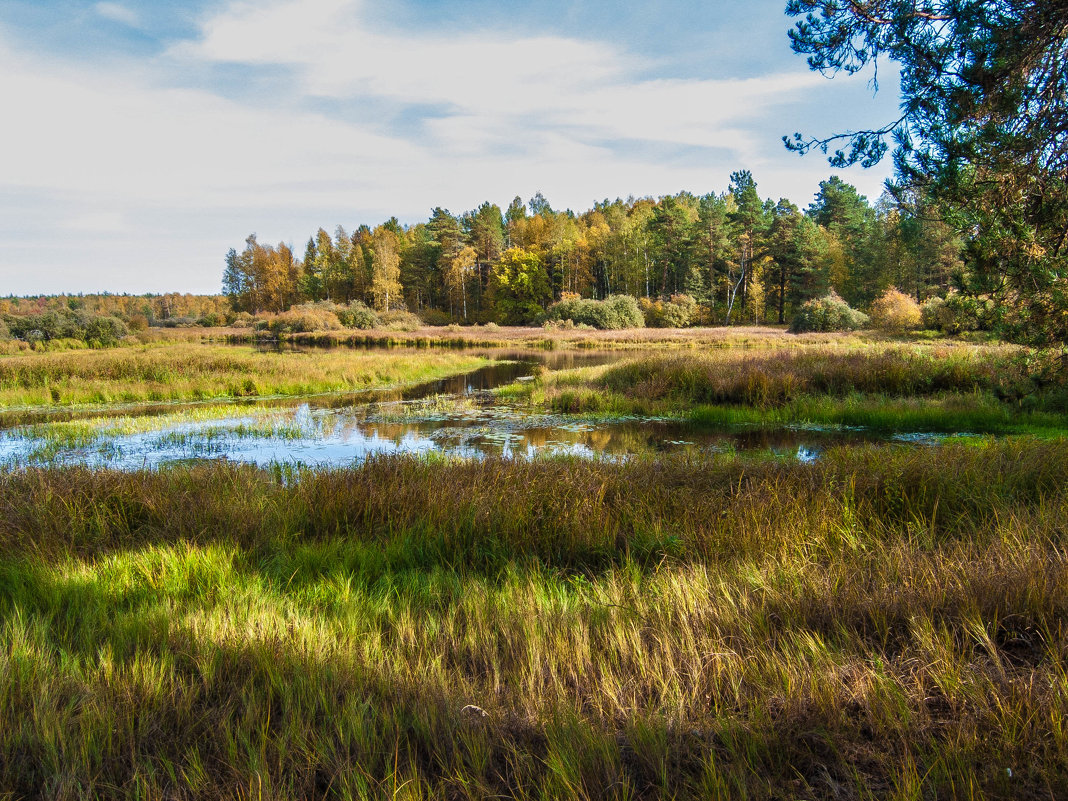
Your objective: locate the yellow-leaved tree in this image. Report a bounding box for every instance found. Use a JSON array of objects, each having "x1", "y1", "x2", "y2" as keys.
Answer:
[{"x1": 370, "y1": 228, "x2": 403, "y2": 312}]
